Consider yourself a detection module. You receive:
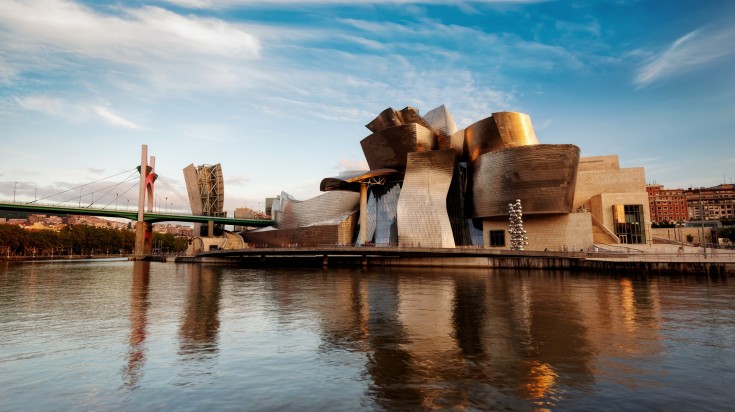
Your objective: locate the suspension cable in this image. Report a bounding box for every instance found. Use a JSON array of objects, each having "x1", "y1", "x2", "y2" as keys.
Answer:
[{"x1": 27, "y1": 168, "x2": 137, "y2": 204}]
